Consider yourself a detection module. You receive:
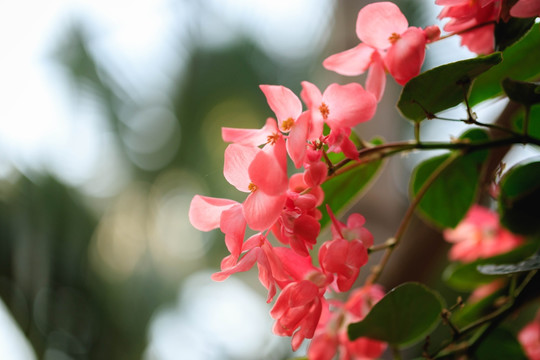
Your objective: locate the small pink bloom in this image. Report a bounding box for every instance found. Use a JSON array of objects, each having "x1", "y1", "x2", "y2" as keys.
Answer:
[
  {"x1": 320, "y1": 207, "x2": 371, "y2": 292},
  {"x1": 324, "y1": 2, "x2": 436, "y2": 93},
  {"x1": 436, "y1": 0, "x2": 500, "y2": 54},
  {"x1": 308, "y1": 285, "x2": 387, "y2": 360},
  {"x1": 260, "y1": 85, "x2": 311, "y2": 167},
  {"x1": 212, "y1": 233, "x2": 289, "y2": 302},
  {"x1": 519, "y1": 316, "x2": 540, "y2": 360},
  {"x1": 443, "y1": 205, "x2": 524, "y2": 263},
  {"x1": 301, "y1": 81, "x2": 377, "y2": 131},
  {"x1": 223, "y1": 137, "x2": 288, "y2": 231}
]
